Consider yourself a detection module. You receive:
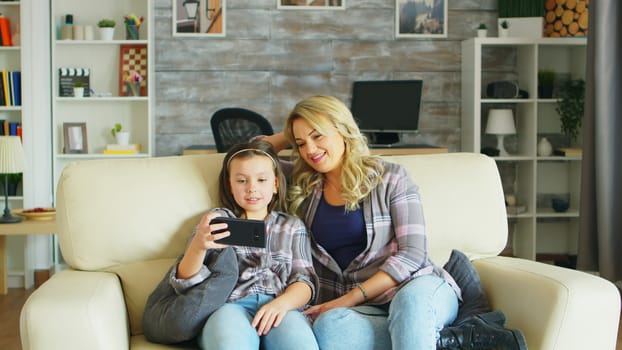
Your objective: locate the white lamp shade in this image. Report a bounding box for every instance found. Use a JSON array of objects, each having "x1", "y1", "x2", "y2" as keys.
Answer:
[
  {"x1": 485, "y1": 109, "x2": 516, "y2": 135},
  {"x1": 0, "y1": 136, "x2": 25, "y2": 173}
]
